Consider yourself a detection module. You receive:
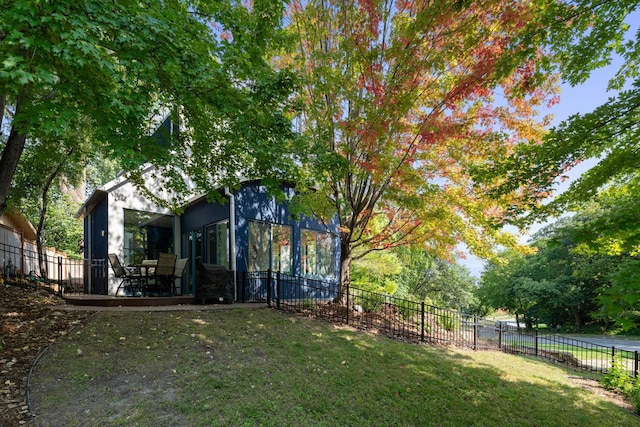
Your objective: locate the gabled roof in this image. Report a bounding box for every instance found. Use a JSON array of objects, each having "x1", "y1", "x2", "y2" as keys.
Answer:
[
  {"x1": 75, "y1": 189, "x2": 108, "y2": 219},
  {"x1": 75, "y1": 164, "x2": 157, "y2": 219}
]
